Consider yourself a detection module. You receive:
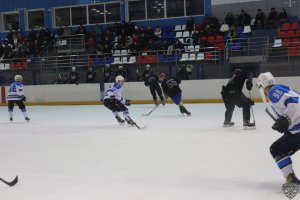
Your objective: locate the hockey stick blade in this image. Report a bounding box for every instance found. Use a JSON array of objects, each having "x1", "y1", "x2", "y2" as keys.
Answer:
[{"x1": 0, "y1": 176, "x2": 18, "y2": 186}]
